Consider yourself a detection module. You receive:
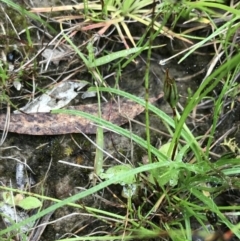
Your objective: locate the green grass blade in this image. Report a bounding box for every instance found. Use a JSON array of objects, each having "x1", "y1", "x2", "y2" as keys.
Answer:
[{"x1": 88, "y1": 47, "x2": 147, "y2": 67}]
